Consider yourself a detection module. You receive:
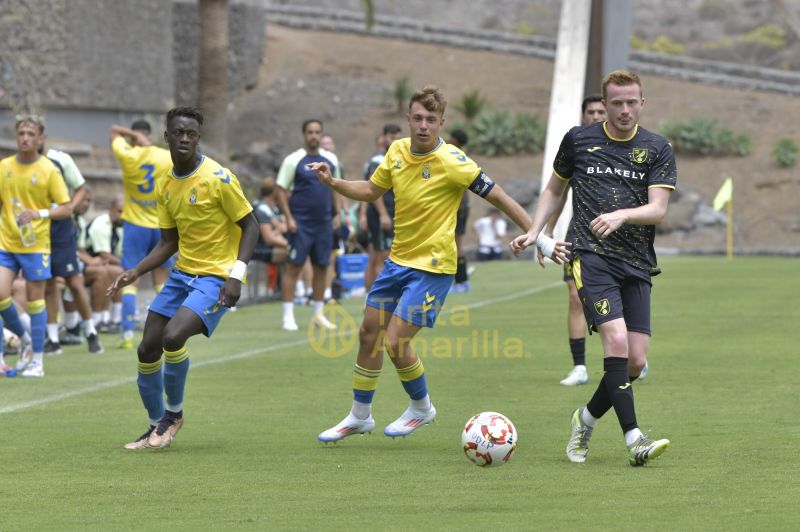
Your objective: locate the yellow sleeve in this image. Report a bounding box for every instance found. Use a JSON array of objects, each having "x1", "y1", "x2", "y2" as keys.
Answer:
[
  {"x1": 111, "y1": 137, "x2": 141, "y2": 176},
  {"x1": 156, "y1": 179, "x2": 176, "y2": 229},
  {"x1": 448, "y1": 150, "x2": 482, "y2": 188},
  {"x1": 218, "y1": 169, "x2": 254, "y2": 223}
]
